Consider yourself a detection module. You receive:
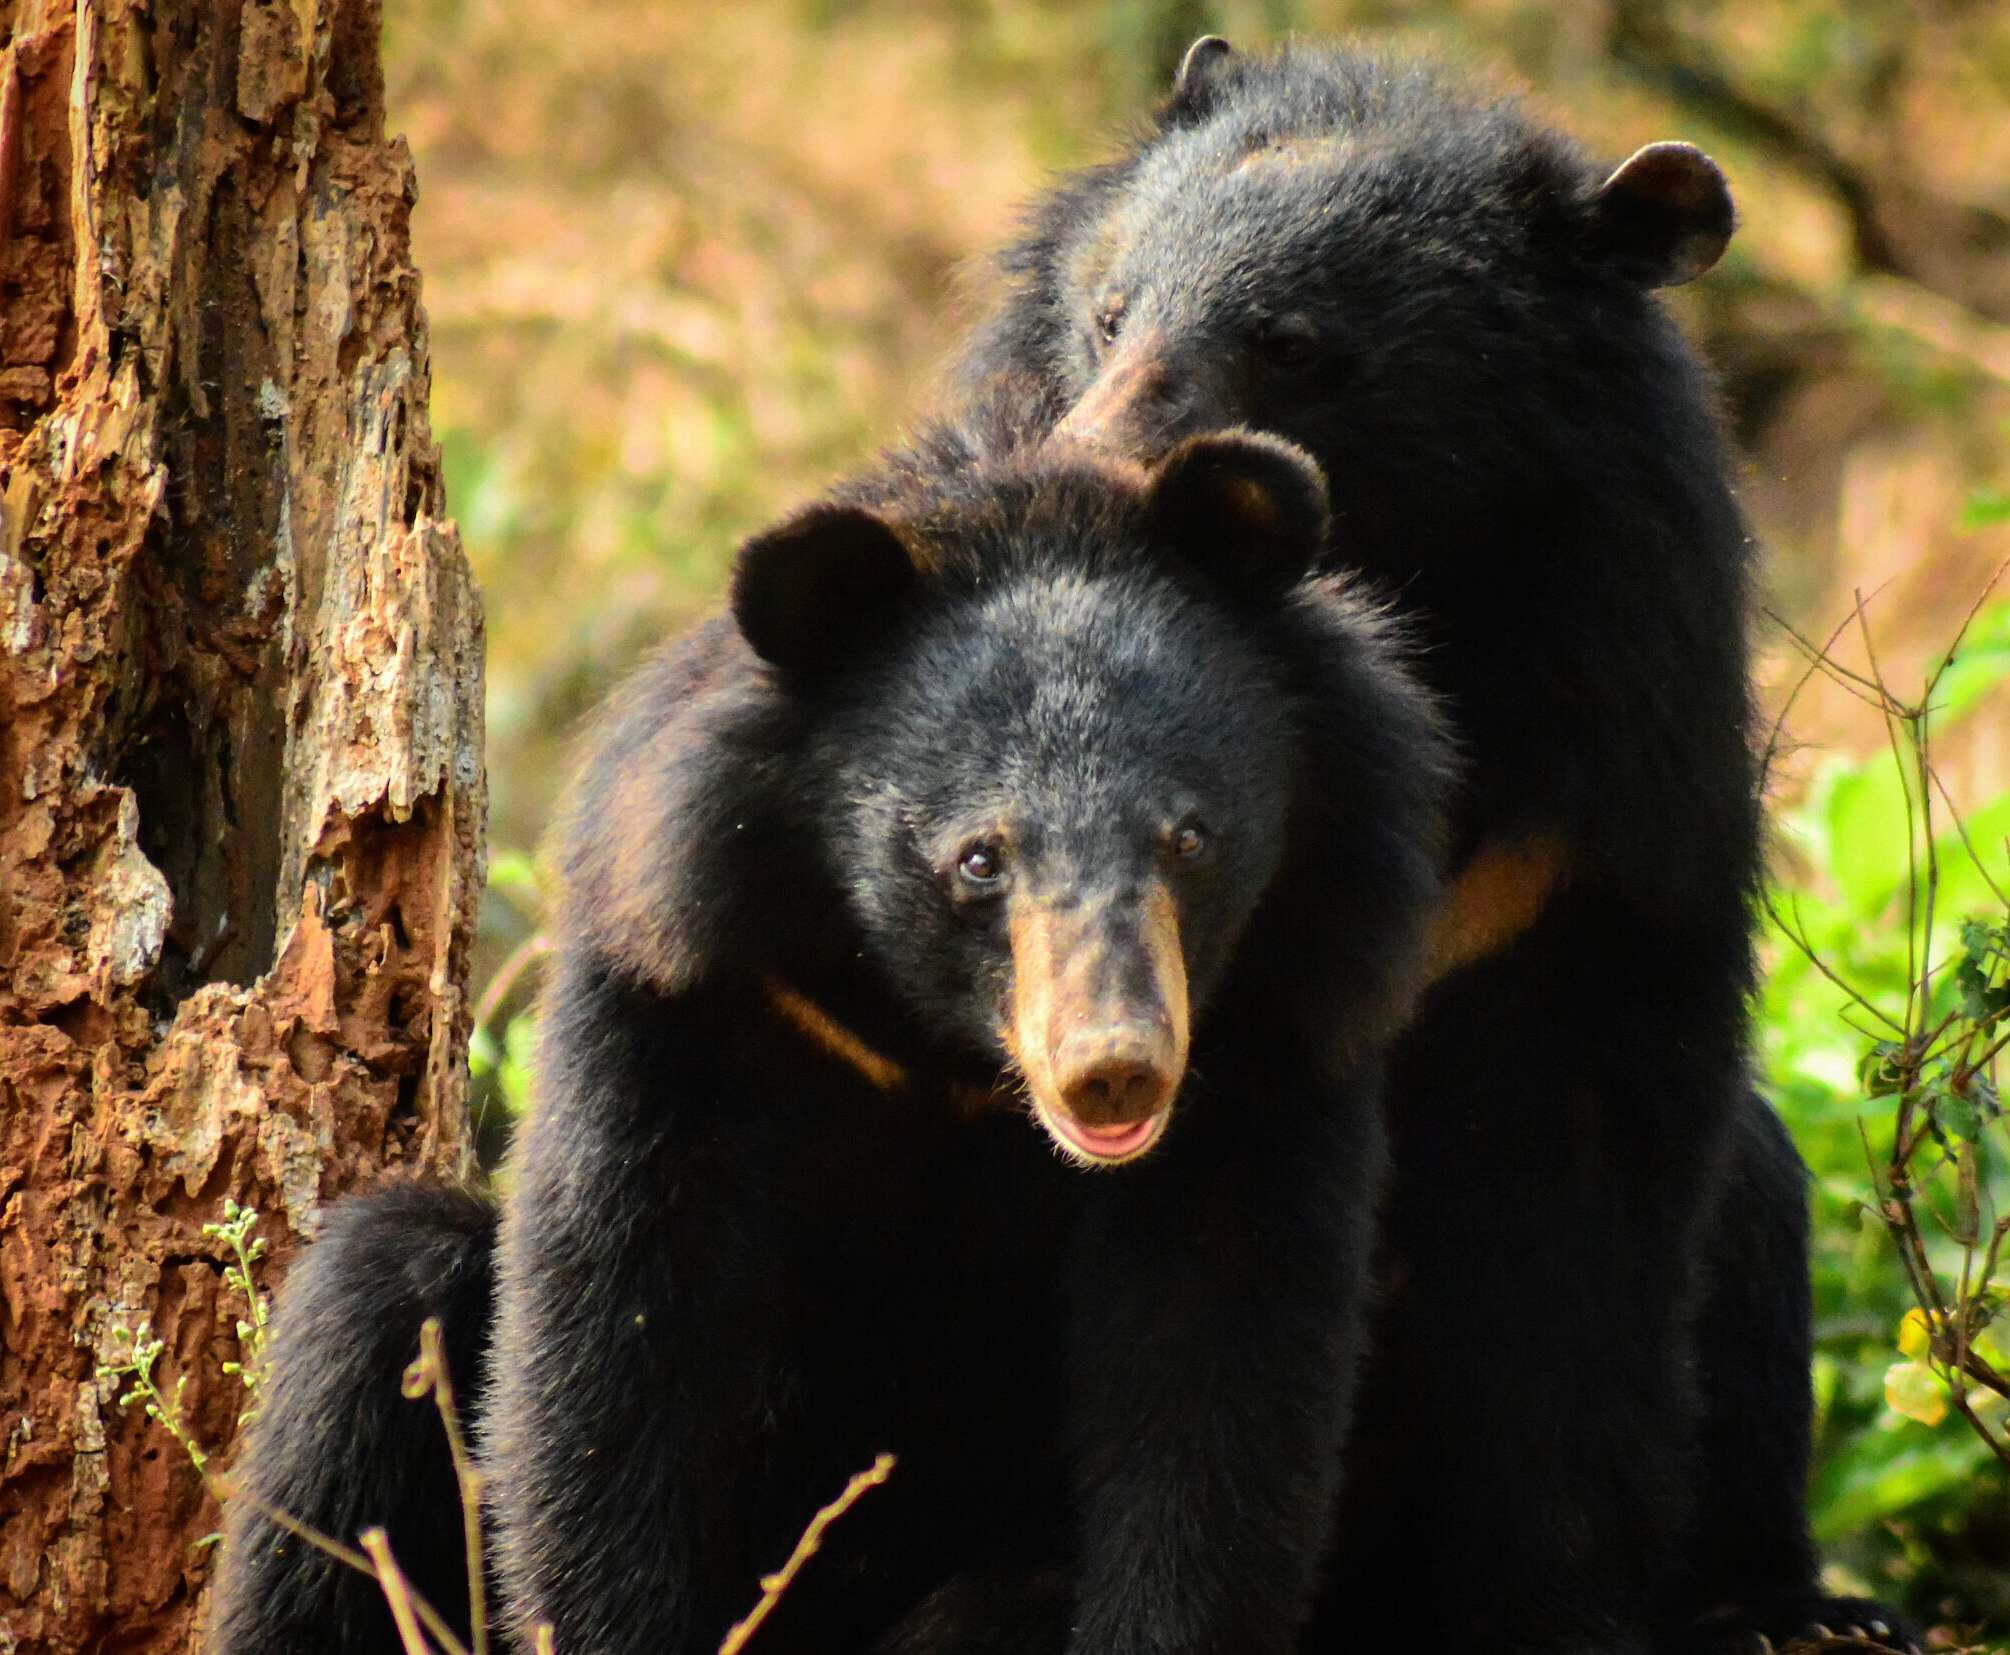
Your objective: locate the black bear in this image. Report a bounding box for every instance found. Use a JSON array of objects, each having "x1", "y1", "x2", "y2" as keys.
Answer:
[
  {"x1": 942, "y1": 37, "x2": 1911, "y2": 1655},
  {"x1": 212, "y1": 428, "x2": 1454, "y2": 1655}
]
